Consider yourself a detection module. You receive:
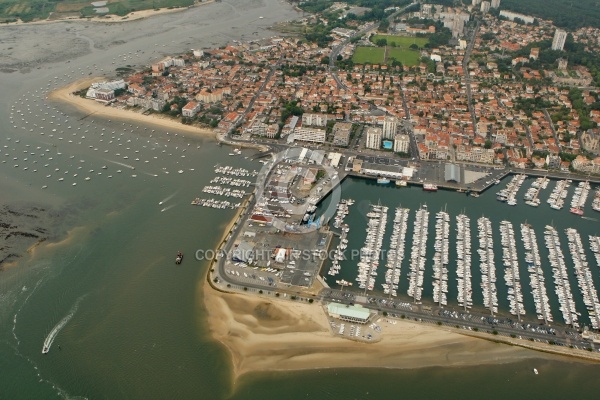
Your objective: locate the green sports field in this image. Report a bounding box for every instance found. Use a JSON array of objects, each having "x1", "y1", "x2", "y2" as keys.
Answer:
[
  {"x1": 352, "y1": 47, "x2": 386, "y2": 64},
  {"x1": 352, "y1": 46, "x2": 421, "y2": 66},
  {"x1": 370, "y1": 34, "x2": 429, "y2": 48},
  {"x1": 386, "y1": 48, "x2": 420, "y2": 66}
]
